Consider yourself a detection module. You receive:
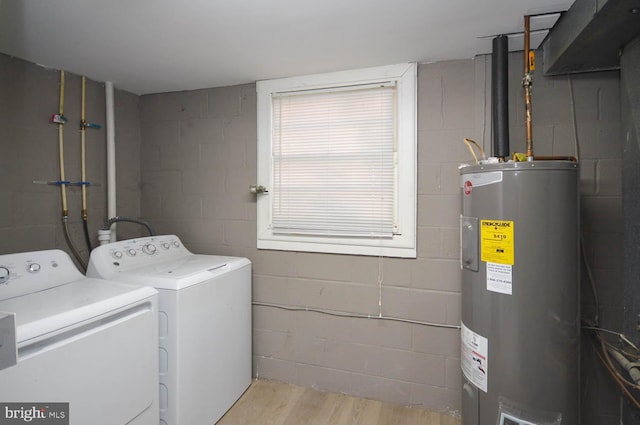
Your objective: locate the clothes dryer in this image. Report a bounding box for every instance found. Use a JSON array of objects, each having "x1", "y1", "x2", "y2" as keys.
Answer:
[
  {"x1": 87, "y1": 235, "x2": 252, "y2": 425},
  {"x1": 0, "y1": 249, "x2": 159, "y2": 425}
]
